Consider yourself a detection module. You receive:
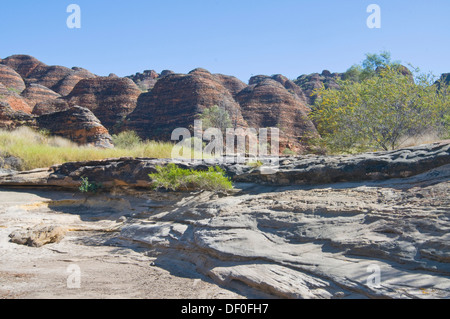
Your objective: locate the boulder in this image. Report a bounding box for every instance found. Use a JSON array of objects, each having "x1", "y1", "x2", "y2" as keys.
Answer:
[
  {"x1": 0, "y1": 64, "x2": 26, "y2": 93},
  {"x1": 32, "y1": 98, "x2": 70, "y2": 116},
  {"x1": 9, "y1": 225, "x2": 66, "y2": 247},
  {"x1": 0, "y1": 87, "x2": 33, "y2": 114},
  {"x1": 160, "y1": 70, "x2": 175, "y2": 77},
  {"x1": 126, "y1": 70, "x2": 160, "y2": 91},
  {"x1": 0, "y1": 151, "x2": 23, "y2": 171},
  {"x1": 0, "y1": 101, "x2": 35, "y2": 130},
  {"x1": 36, "y1": 105, "x2": 114, "y2": 148}
]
